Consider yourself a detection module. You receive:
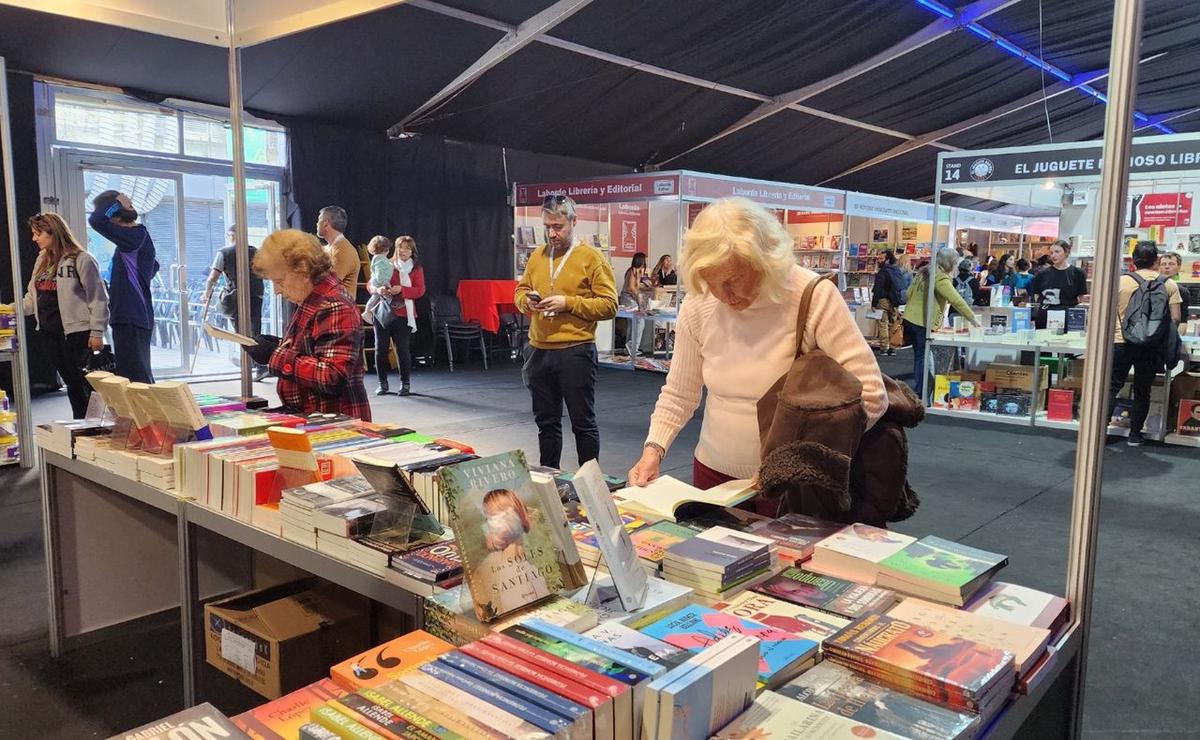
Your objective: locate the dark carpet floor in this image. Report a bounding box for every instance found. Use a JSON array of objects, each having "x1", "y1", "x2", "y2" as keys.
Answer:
[{"x1": 1, "y1": 352, "x2": 1196, "y2": 738}]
